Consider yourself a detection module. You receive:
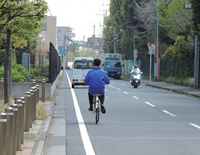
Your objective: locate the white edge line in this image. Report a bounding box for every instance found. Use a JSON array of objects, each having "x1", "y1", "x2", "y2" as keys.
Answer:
[
  {"x1": 145, "y1": 101, "x2": 155, "y2": 107},
  {"x1": 190, "y1": 123, "x2": 200, "y2": 130},
  {"x1": 66, "y1": 72, "x2": 95, "y2": 155},
  {"x1": 162, "y1": 110, "x2": 176, "y2": 117}
]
